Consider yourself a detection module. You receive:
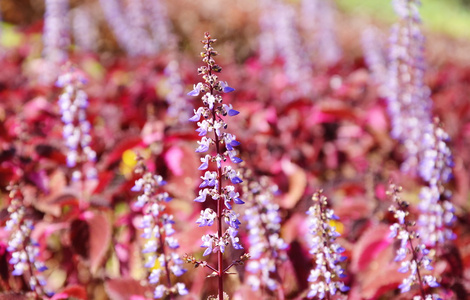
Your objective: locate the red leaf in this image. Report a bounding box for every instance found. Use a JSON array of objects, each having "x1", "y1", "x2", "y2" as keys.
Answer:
[
  {"x1": 105, "y1": 278, "x2": 151, "y2": 300},
  {"x1": 0, "y1": 293, "x2": 28, "y2": 300},
  {"x1": 351, "y1": 224, "x2": 391, "y2": 273},
  {"x1": 280, "y1": 159, "x2": 307, "y2": 209},
  {"x1": 92, "y1": 170, "x2": 115, "y2": 195},
  {"x1": 83, "y1": 211, "x2": 112, "y2": 274},
  {"x1": 70, "y1": 219, "x2": 90, "y2": 258},
  {"x1": 51, "y1": 285, "x2": 88, "y2": 300},
  {"x1": 166, "y1": 143, "x2": 199, "y2": 201}
]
